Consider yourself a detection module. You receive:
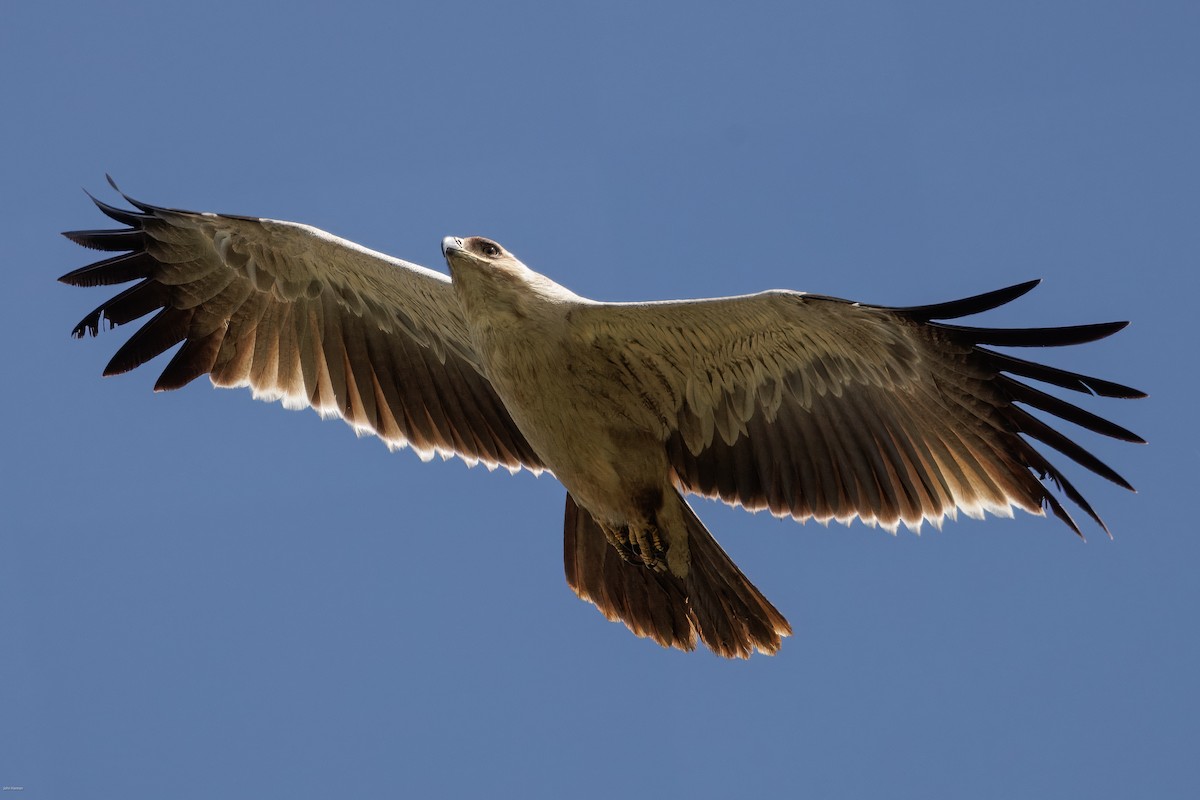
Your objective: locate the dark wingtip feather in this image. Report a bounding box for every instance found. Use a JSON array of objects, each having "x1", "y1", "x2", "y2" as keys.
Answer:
[
  {"x1": 84, "y1": 188, "x2": 147, "y2": 226},
  {"x1": 1001, "y1": 376, "x2": 1145, "y2": 443},
  {"x1": 102, "y1": 308, "x2": 191, "y2": 377},
  {"x1": 1015, "y1": 409, "x2": 1135, "y2": 492},
  {"x1": 58, "y1": 251, "x2": 154, "y2": 287},
  {"x1": 1019, "y1": 441, "x2": 1116, "y2": 539},
  {"x1": 980, "y1": 348, "x2": 1146, "y2": 399},
  {"x1": 1041, "y1": 489, "x2": 1085, "y2": 539},
  {"x1": 154, "y1": 330, "x2": 223, "y2": 391},
  {"x1": 70, "y1": 281, "x2": 169, "y2": 339},
  {"x1": 105, "y1": 174, "x2": 160, "y2": 213},
  {"x1": 893, "y1": 279, "x2": 1042, "y2": 322},
  {"x1": 937, "y1": 320, "x2": 1131, "y2": 348},
  {"x1": 61, "y1": 229, "x2": 143, "y2": 252},
  {"x1": 71, "y1": 308, "x2": 105, "y2": 339}
]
